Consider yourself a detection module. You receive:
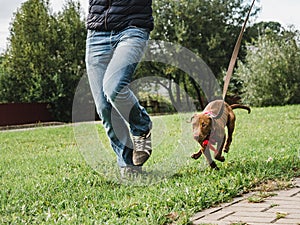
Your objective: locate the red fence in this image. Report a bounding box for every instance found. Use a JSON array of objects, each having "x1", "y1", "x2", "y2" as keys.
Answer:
[{"x1": 0, "y1": 103, "x2": 53, "y2": 126}]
